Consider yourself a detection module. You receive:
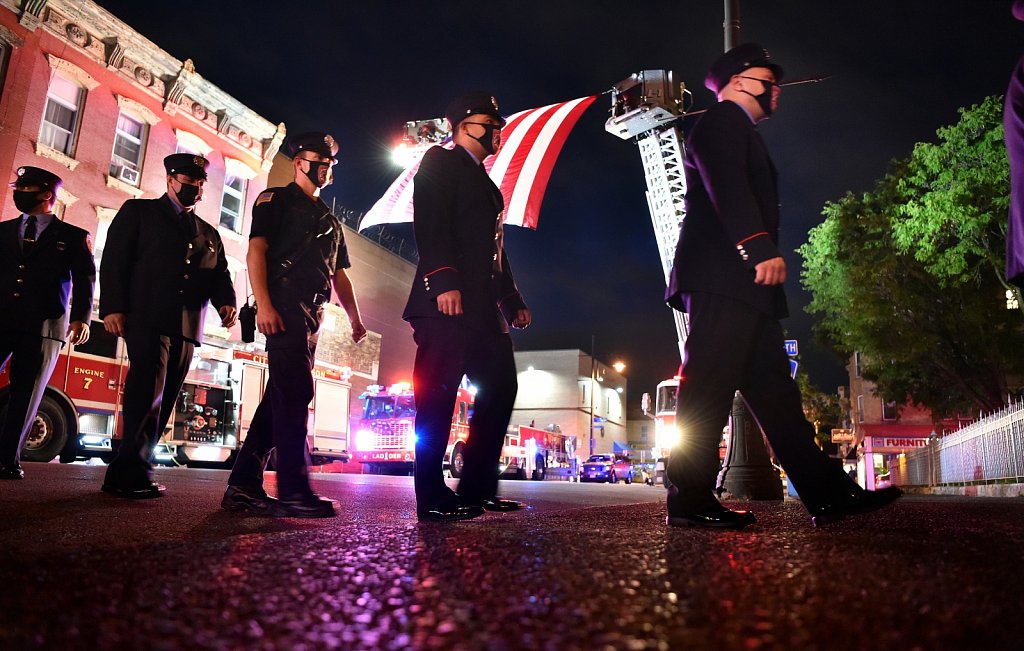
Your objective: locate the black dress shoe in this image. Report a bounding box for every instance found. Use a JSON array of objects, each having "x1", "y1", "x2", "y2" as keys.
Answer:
[
  {"x1": 0, "y1": 464, "x2": 24, "y2": 480},
  {"x1": 269, "y1": 494, "x2": 337, "y2": 518},
  {"x1": 417, "y1": 502, "x2": 485, "y2": 522},
  {"x1": 810, "y1": 486, "x2": 903, "y2": 527},
  {"x1": 101, "y1": 481, "x2": 166, "y2": 499},
  {"x1": 478, "y1": 497, "x2": 524, "y2": 512},
  {"x1": 667, "y1": 504, "x2": 757, "y2": 529},
  {"x1": 222, "y1": 485, "x2": 277, "y2": 514}
]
